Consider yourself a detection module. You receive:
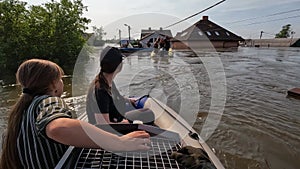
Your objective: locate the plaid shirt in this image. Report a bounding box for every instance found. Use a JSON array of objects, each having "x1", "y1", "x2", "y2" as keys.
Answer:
[{"x1": 17, "y1": 95, "x2": 76, "y2": 169}]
